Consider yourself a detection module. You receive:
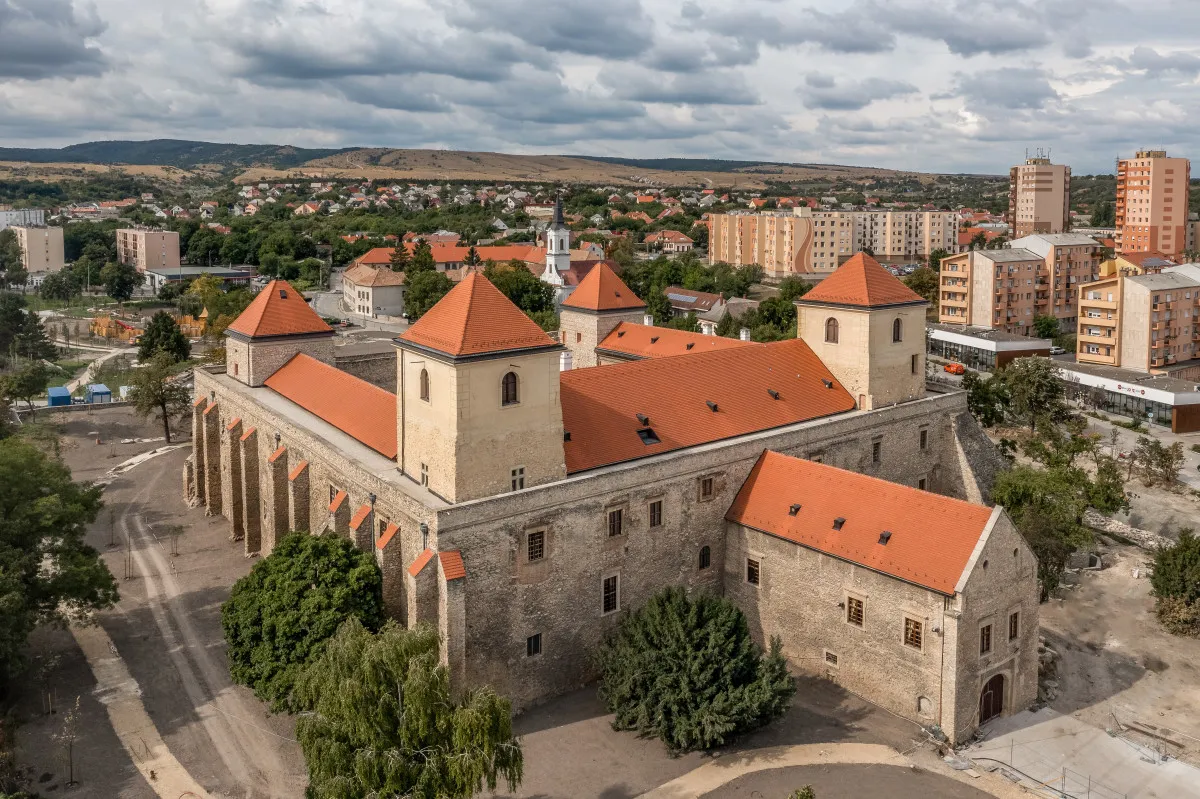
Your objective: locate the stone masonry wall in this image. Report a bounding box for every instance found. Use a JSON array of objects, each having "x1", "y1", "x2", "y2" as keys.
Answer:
[
  {"x1": 334, "y1": 351, "x2": 397, "y2": 392},
  {"x1": 559, "y1": 309, "x2": 645, "y2": 369}
]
